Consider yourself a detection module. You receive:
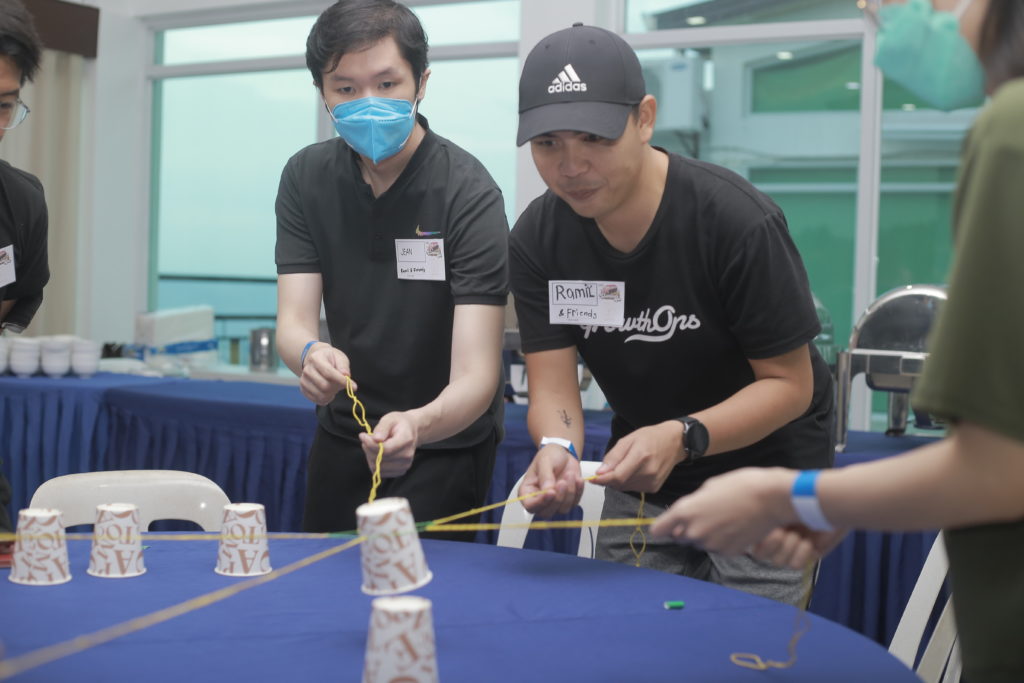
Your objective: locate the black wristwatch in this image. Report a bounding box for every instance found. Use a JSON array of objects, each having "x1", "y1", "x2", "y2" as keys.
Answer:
[{"x1": 675, "y1": 416, "x2": 709, "y2": 463}]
